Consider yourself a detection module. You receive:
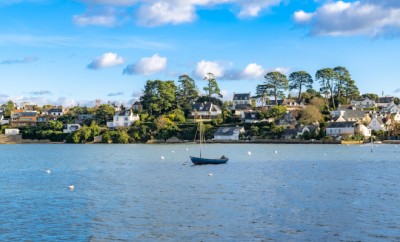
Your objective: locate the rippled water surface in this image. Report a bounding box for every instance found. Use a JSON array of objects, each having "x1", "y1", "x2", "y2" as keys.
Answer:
[{"x1": 1, "y1": 144, "x2": 400, "y2": 241}]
